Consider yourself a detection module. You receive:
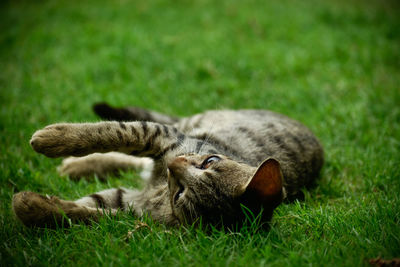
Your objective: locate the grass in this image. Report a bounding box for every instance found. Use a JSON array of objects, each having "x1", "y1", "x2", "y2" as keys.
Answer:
[{"x1": 1, "y1": 0, "x2": 399, "y2": 266}]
